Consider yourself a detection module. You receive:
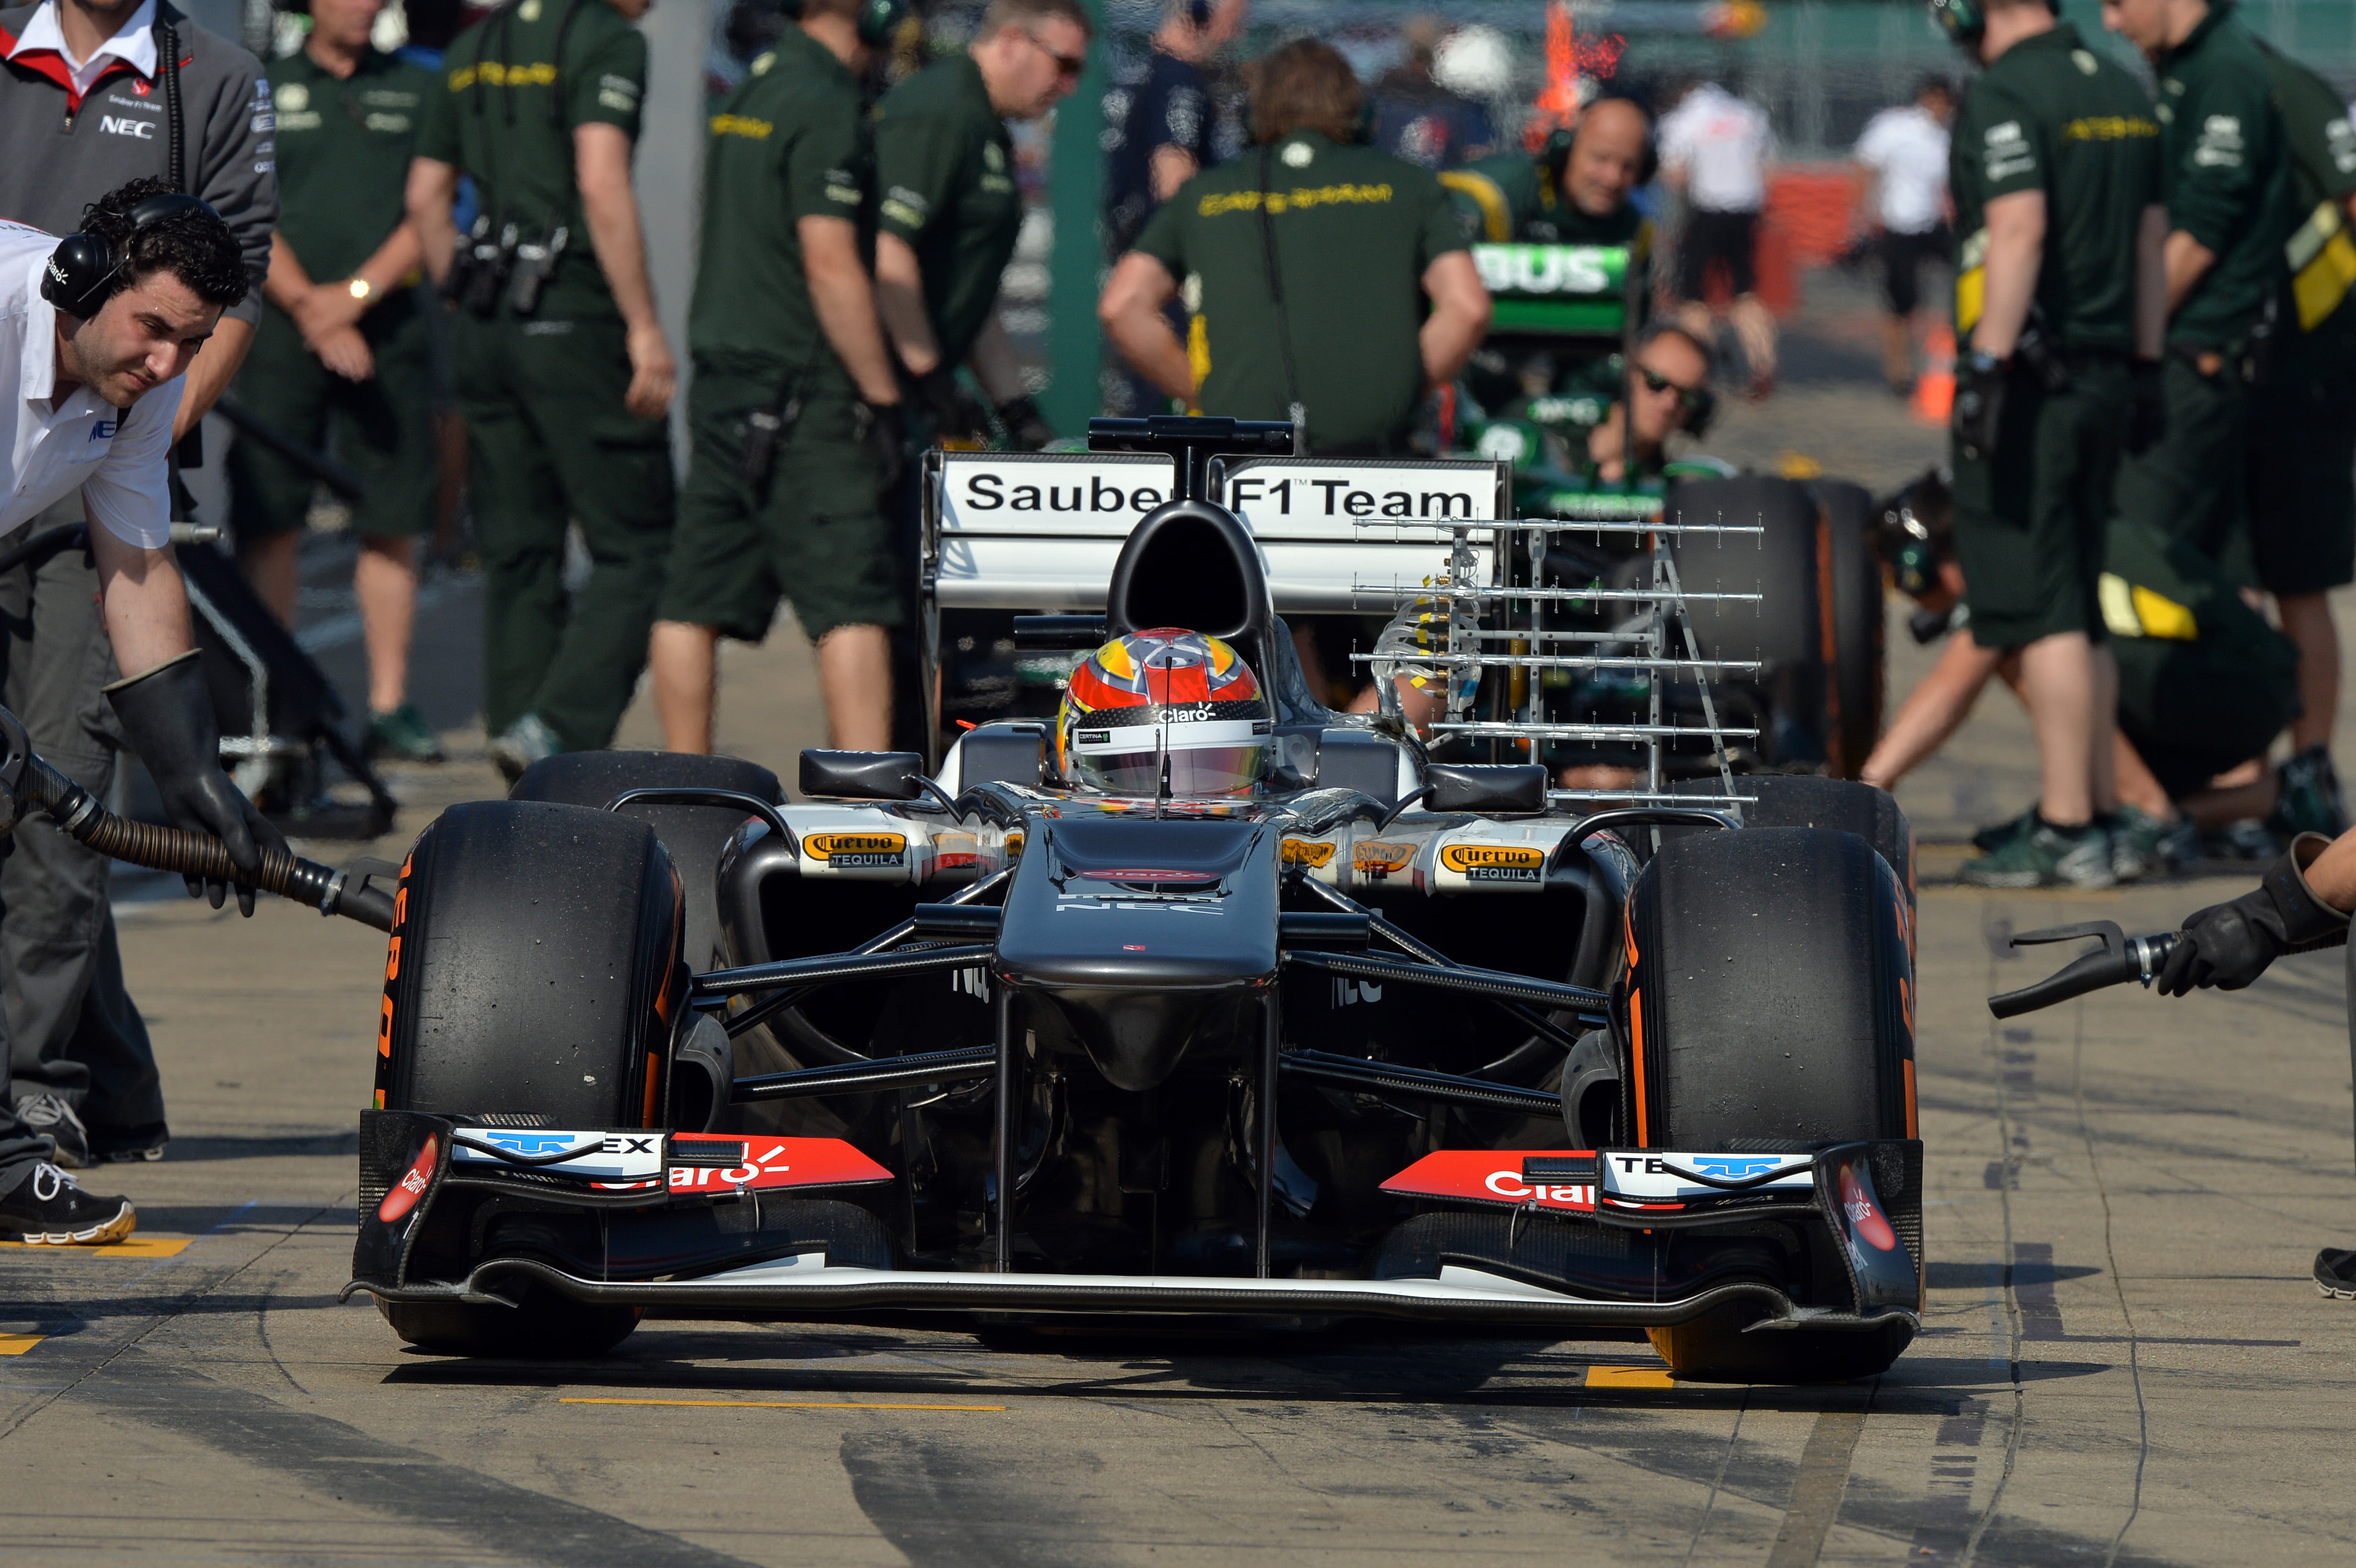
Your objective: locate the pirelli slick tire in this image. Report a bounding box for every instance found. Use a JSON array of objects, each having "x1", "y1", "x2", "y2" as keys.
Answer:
[
  {"x1": 1812, "y1": 479, "x2": 1888, "y2": 780},
  {"x1": 1677, "y1": 775, "x2": 1914, "y2": 910},
  {"x1": 376, "y1": 800, "x2": 685, "y2": 1358},
  {"x1": 509, "y1": 750, "x2": 782, "y2": 973},
  {"x1": 1625, "y1": 826, "x2": 1916, "y2": 1383}
]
